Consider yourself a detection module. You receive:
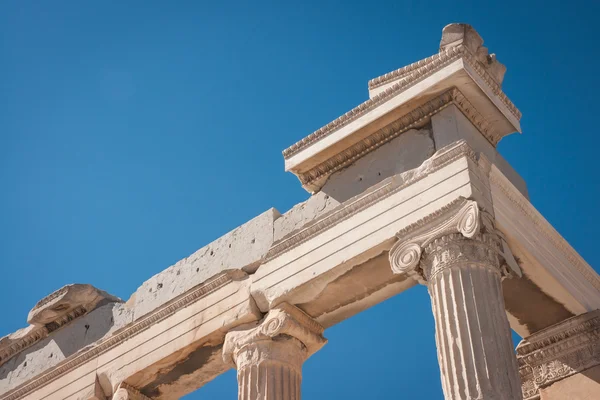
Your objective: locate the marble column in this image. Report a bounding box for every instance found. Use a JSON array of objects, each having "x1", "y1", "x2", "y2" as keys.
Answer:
[
  {"x1": 223, "y1": 302, "x2": 326, "y2": 400},
  {"x1": 390, "y1": 199, "x2": 522, "y2": 400}
]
